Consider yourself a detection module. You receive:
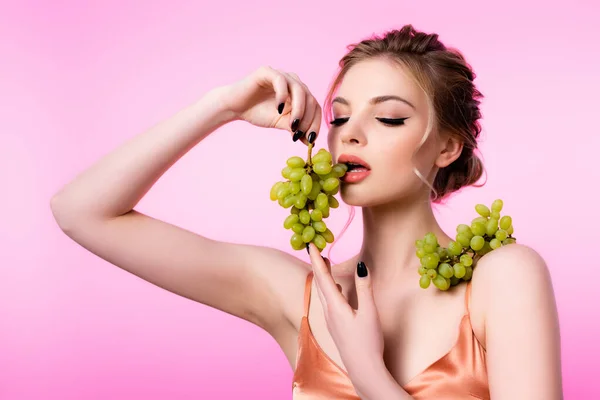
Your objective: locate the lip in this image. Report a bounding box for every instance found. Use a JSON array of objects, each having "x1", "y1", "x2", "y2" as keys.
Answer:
[{"x1": 337, "y1": 154, "x2": 371, "y2": 170}]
